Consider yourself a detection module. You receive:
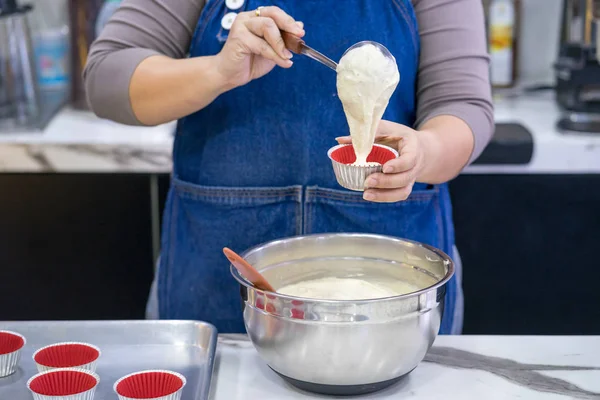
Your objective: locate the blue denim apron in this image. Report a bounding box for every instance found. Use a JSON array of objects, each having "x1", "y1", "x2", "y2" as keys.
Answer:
[{"x1": 157, "y1": 0, "x2": 460, "y2": 334}]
